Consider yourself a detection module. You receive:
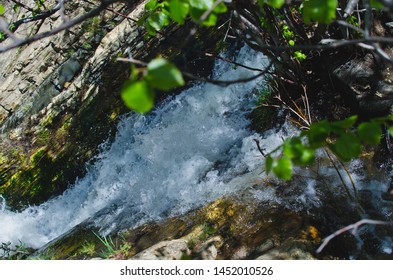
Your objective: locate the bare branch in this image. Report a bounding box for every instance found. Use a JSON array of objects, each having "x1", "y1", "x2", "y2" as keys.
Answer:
[
  {"x1": 183, "y1": 58, "x2": 275, "y2": 87},
  {"x1": 316, "y1": 219, "x2": 392, "y2": 254},
  {"x1": 204, "y1": 52, "x2": 267, "y2": 72}
]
